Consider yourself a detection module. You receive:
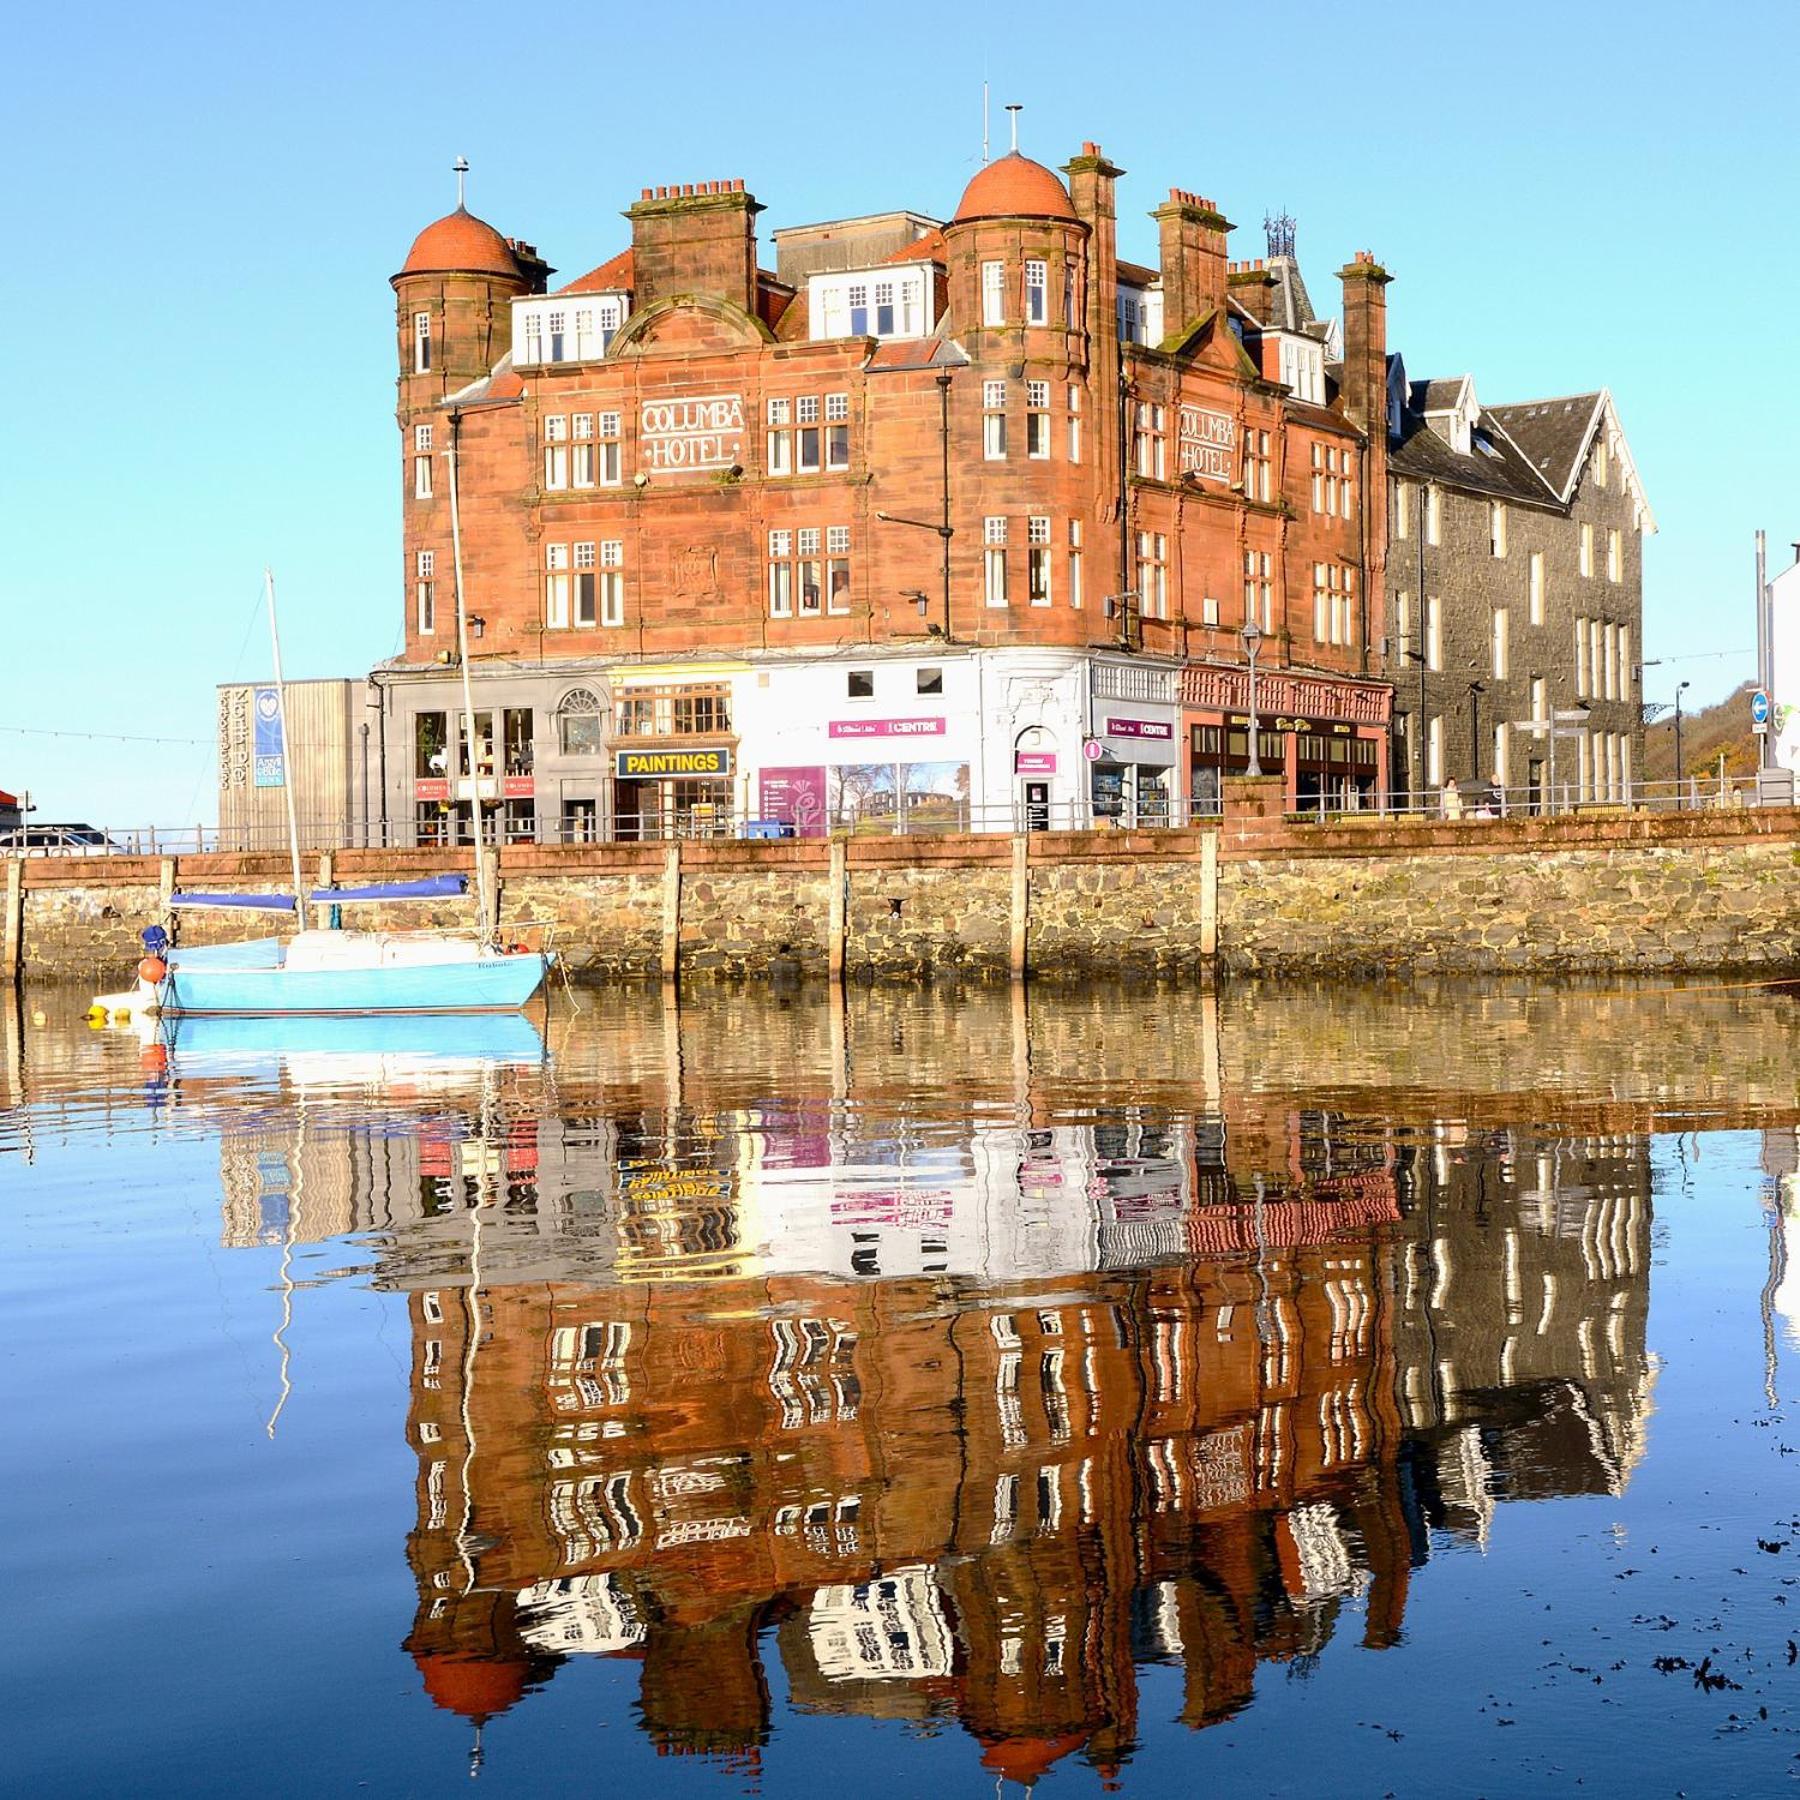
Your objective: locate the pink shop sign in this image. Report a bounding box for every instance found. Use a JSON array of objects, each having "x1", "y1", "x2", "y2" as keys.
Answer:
[
  {"x1": 827, "y1": 717, "x2": 947, "y2": 739},
  {"x1": 1014, "y1": 752, "x2": 1058, "y2": 774},
  {"x1": 1104, "y1": 716, "x2": 1174, "y2": 741}
]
